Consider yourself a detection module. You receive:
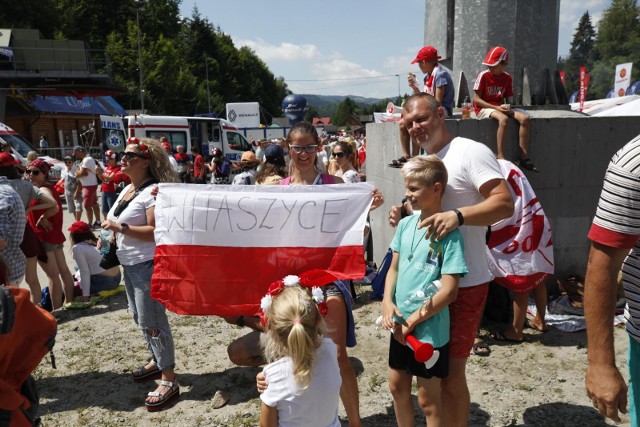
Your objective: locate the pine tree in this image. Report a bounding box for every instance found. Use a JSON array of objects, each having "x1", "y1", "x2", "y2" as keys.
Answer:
[{"x1": 563, "y1": 12, "x2": 598, "y2": 97}]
